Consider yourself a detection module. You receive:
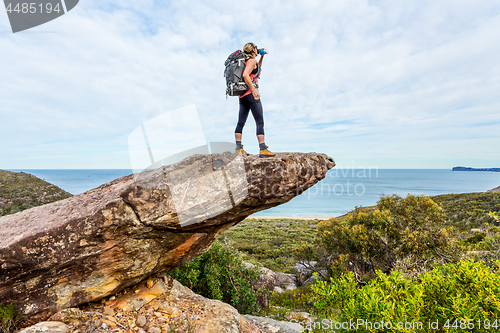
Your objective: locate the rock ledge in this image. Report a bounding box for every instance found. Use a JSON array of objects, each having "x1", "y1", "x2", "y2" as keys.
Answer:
[{"x1": 0, "y1": 152, "x2": 334, "y2": 324}]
